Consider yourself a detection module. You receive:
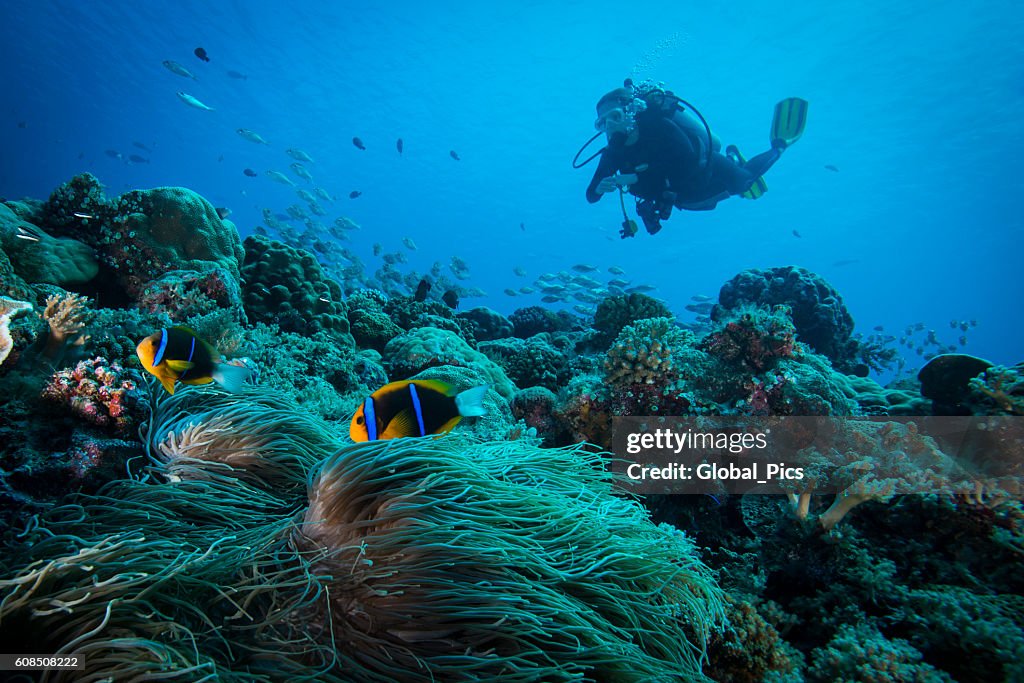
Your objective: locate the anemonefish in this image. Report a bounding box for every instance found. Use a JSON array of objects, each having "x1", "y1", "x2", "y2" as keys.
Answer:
[
  {"x1": 136, "y1": 326, "x2": 250, "y2": 395},
  {"x1": 350, "y1": 380, "x2": 488, "y2": 442}
]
